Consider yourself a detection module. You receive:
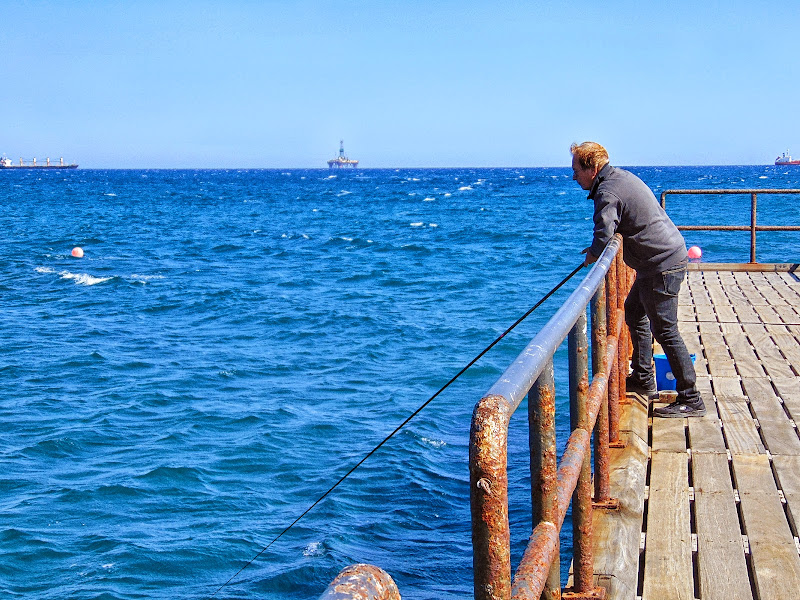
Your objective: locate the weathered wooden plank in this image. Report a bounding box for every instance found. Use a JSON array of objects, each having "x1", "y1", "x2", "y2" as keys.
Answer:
[
  {"x1": 714, "y1": 303, "x2": 739, "y2": 325},
  {"x1": 652, "y1": 417, "x2": 687, "y2": 453},
  {"x1": 691, "y1": 277, "x2": 713, "y2": 305},
  {"x1": 719, "y1": 272, "x2": 742, "y2": 293},
  {"x1": 677, "y1": 304, "x2": 694, "y2": 322},
  {"x1": 768, "y1": 329, "x2": 800, "y2": 376},
  {"x1": 706, "y1": 278, "x2": 739, "y2": 323},
  {"x1": 775, "y1": 272, "x2": 800, "y2": 304},
  {"x1": 772, "y1": 454, "x2": 800, "y2": 497},
  {"x1": 690, "y1": 264, "x2": 800, "y2": 273},
  {"x1": 643, "y1": 452, "x2": 693, "y2": 600},
  {"x1": 696, "y1": 375, "x2": 718, "y2": 417},
  {"x1": 771, "y1": 377, "x2": 800, "y2": 424},
  {"x1": 687, "y1": 378, "x2": 724, "y2": 452},
  {"x1": 743, "y1": 323, "x2": 796, "y2": 379},
  {"x1": 733, "y1": 272, "x2": 768, "y2": 305},
  {"x1": 687, "y1": 270, "x2": 704, "y2": 287},
  {"x1": 741, "y1": 378, "x2": 800, "y2": 456},
  {"x1": 714, "y1": 377, "x2": 759, "y2": 456},
  {"x1": 696, "y1": 304, "x2": 717, "y2": 322},
  {"x1": 589, "y1": 400, "x2": 649, "y2": 600},
  {"x1": 714, "y1": 376, "x2": 747, "y2": 402},
  {"x1": 773, "y1": 304, "x2": 800, "y2": 324},
  {"x1": 698, "y1": 320, "x2": 723, "y2": 335},
  {"x1": 679, "y1": 323, "x2": 710, "y2": 377},
  {"x1": 752, "y1": 303, "x2": 784, "y2": 325},
  {"x1": 772, "y1": 455, "x2": 800, "y2": 537},
  {"x1": 692, "y1": 452, "x2": 753, "y2": 600},
  {"x1": 732, "y1": 454, "x2": 800, "y2": 599},
  {"x1": 720, "y1": 321, "x2": 745, "y2": 335},
  {"x1": 688, "y1": 417, "x2": 726, "y2": 453},
  {"x1": 724, "y1": 332, "x2": 766, "y2": 378},
  {"x1": 729, "y1": 295, "x2": 761, "y2": 324},
  {"x1": 741, "y1": 378, "x2": 786, "y2": 419},
  {"x1": 701, "y1": 331, "x2": 738, "y2": 378},
  {"x1": 752, "y1": 272, "x2": 787, "y2": 306}
]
